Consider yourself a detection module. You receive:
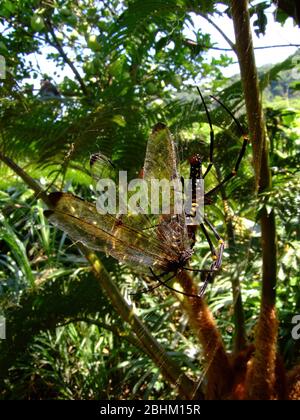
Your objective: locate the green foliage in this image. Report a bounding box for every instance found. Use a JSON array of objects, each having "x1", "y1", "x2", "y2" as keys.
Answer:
[{"x1": 0, "y1": 0, "x2": 300, "y2": 400}]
